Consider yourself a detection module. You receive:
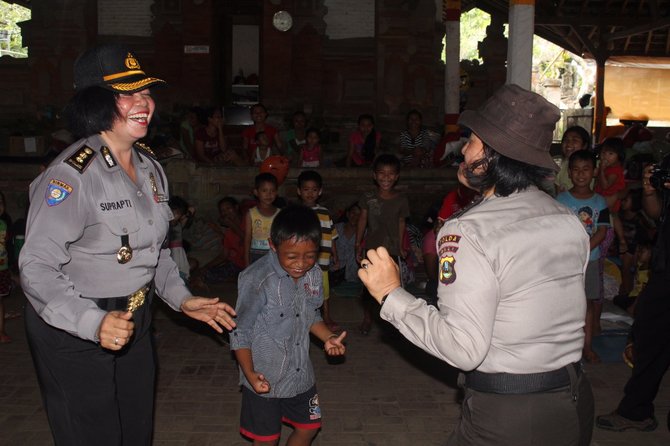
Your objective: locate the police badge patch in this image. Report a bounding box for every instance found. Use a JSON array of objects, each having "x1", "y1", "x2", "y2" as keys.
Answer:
[
  {"x1": 46, "y1": 179, "x2": 73, "y2": 206},
  {"x1": 439, "y1": 255, "x2": 456, "y2": 285}
]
